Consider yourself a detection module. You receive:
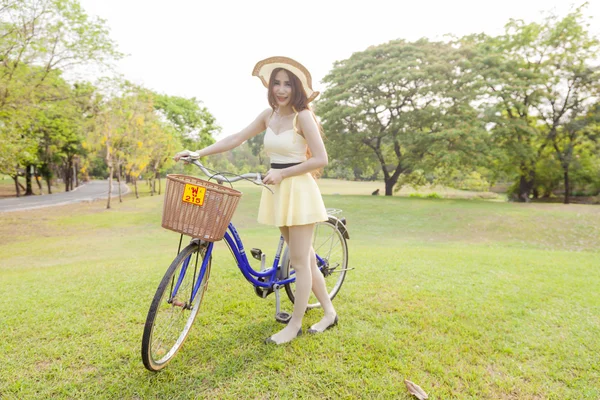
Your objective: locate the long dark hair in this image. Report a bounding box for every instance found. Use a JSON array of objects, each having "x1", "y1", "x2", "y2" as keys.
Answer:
[{"x1": 267, "y1": 68, "x2": 325, "y2": 177}]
